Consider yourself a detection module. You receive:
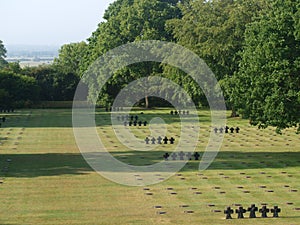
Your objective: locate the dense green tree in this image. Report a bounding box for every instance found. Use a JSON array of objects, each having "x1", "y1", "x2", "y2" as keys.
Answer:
[
  {"x1": 0, "y1": 40, "x2": 8, "y2": 68},
  {"x1": 232, "y1": 0, "x2": 300, "y2": 132},
  {"x1": 54, "y1": 42, "x2": 87, "y2": 77},
  {"x1": 0, "y1": 70, "x2": 39, "y2": 108},
  {"x1": 81, "y1": 0, "x2": 182, "y2": 107}
]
